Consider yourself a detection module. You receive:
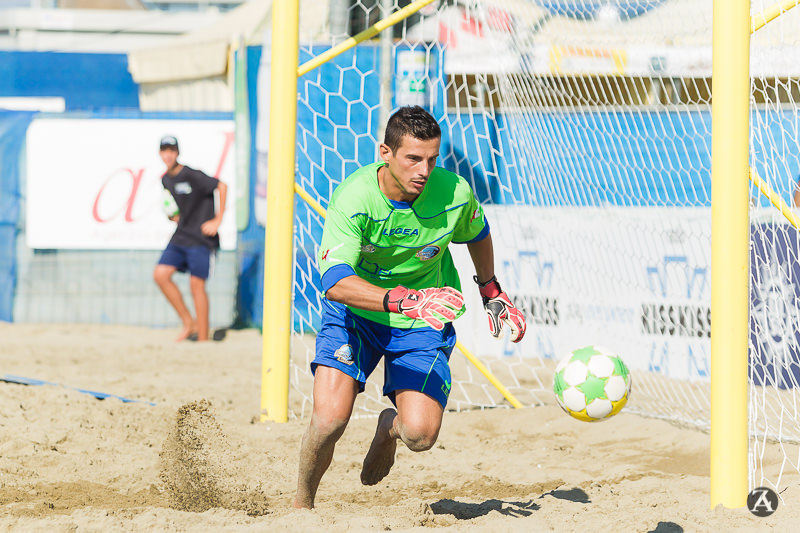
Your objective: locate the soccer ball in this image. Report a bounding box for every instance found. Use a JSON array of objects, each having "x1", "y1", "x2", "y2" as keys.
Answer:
[
  {"x1": 553, "y1": 346, "x2": 631, "y2": 422},
  {"x1": 162, "y1": 188, "x2": 179, "y2": 218}
]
